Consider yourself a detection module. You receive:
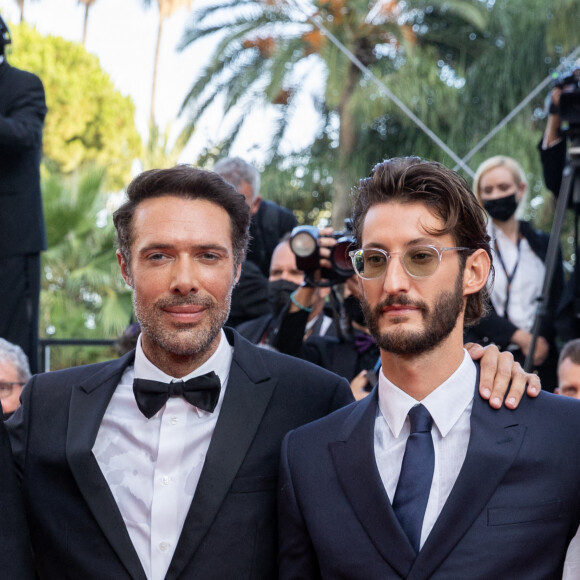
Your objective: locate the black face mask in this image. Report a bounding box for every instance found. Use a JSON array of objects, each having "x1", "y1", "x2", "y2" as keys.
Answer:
[
  {"x1": 343, "y1": 295, "x2": 367, "y2": 327},
  {"x1": 483, "y1": 194, "x2": 518, "y2": 222},
  {"x1": 268, "y1": 279, "x2": 300, "y2": 316}
]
